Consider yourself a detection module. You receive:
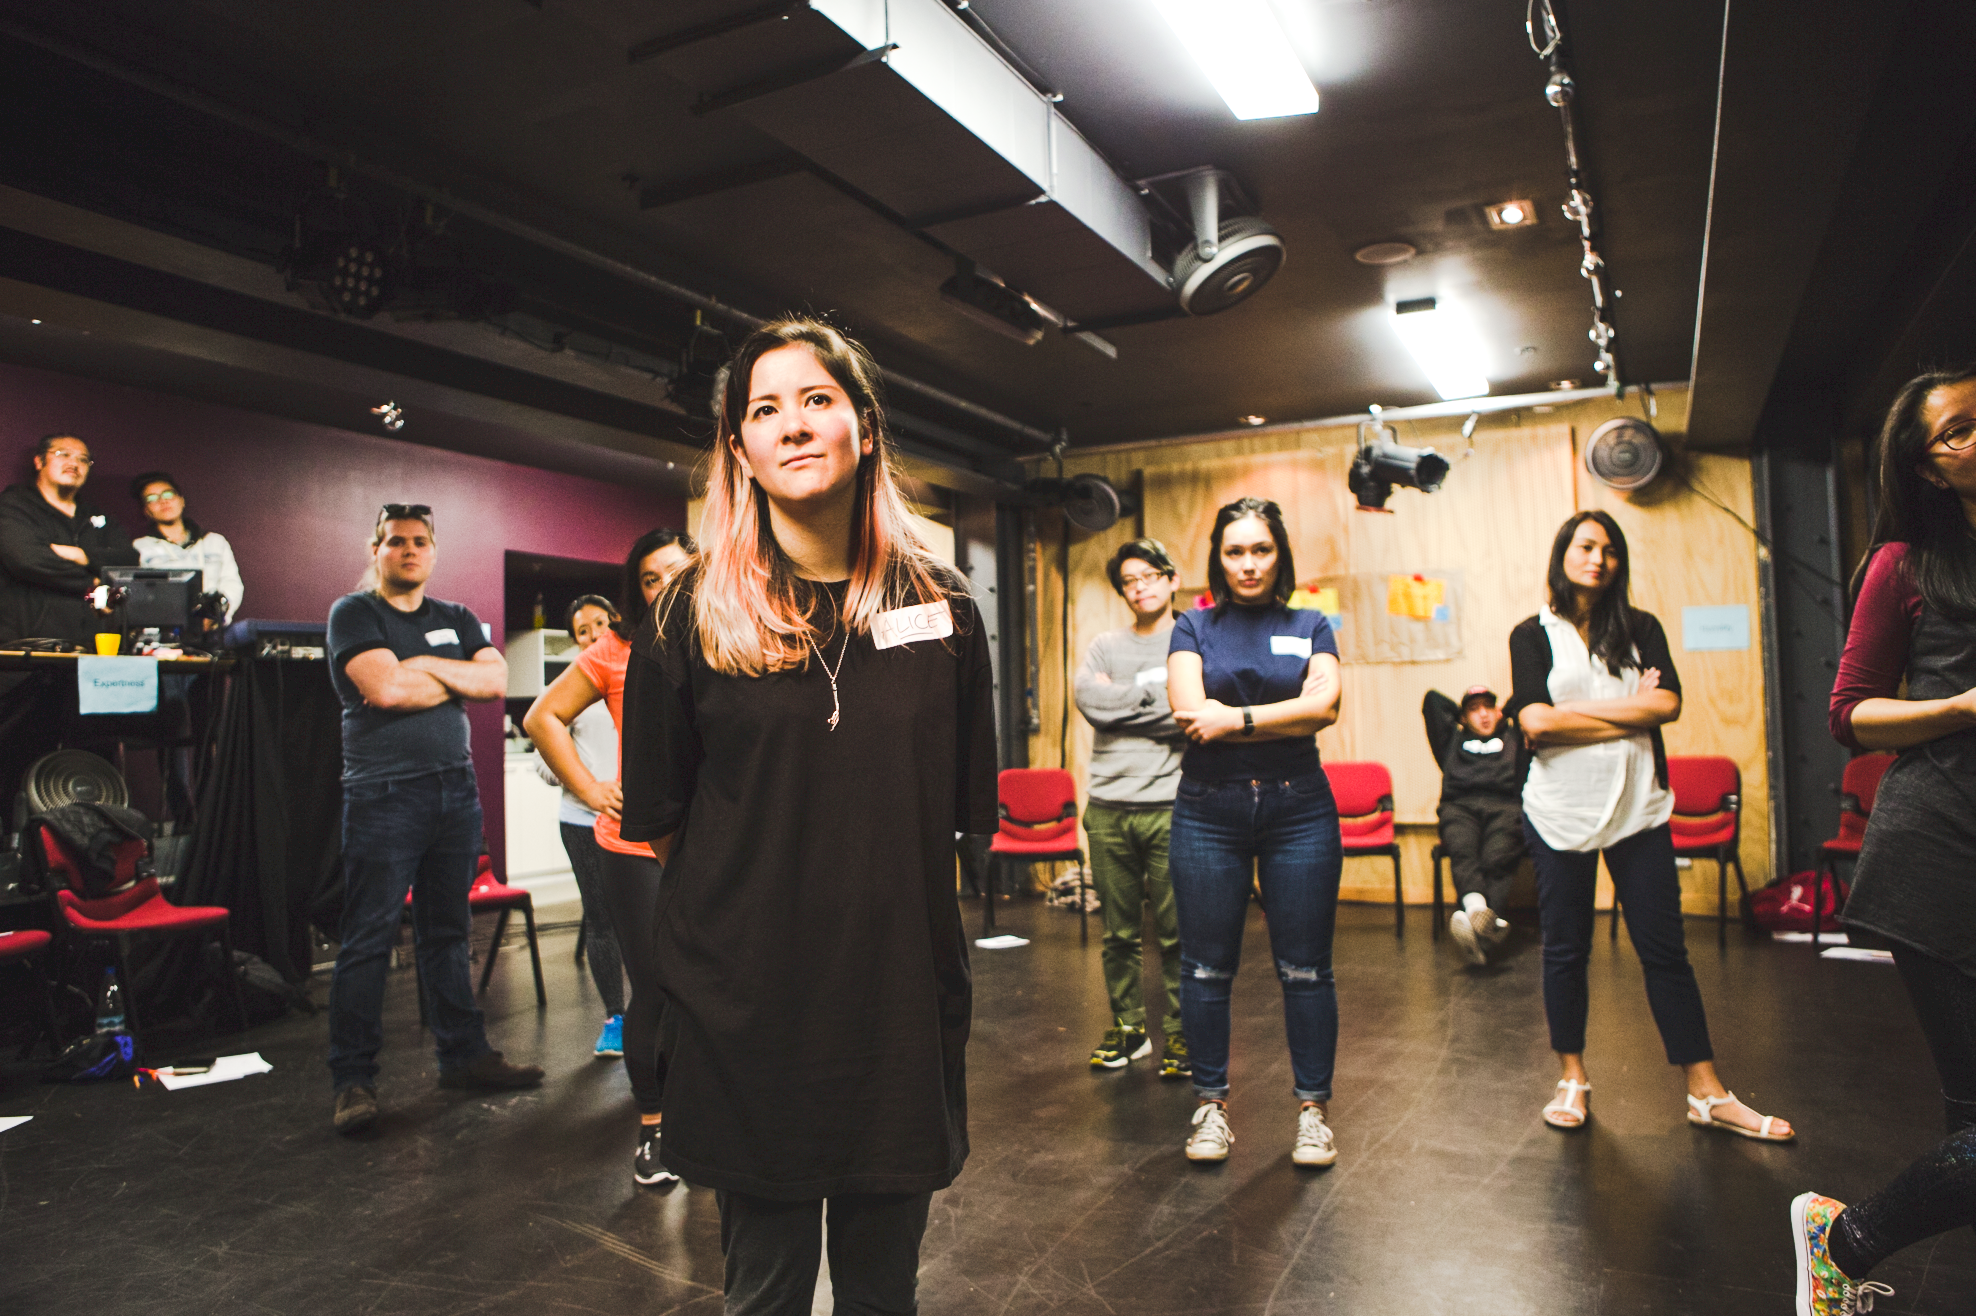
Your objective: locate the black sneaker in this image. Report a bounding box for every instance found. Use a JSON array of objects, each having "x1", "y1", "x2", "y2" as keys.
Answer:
[
  {"x1": 634, "y1": 1122, "x2": 679, "y2": 1187},
  {"x1": 333, "y1": 1085, "x2": 378, "y2": 1134},
  {"x1": 1160, "y1": 1033, "x2": 1193, "y2": 1081},
  {"x1": 437, "y1": 1050, "x2": 544, "y2": 1091},
  {"x1": 1089, "y1": 1022, "x2": 1151, "y2": 1069}
]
